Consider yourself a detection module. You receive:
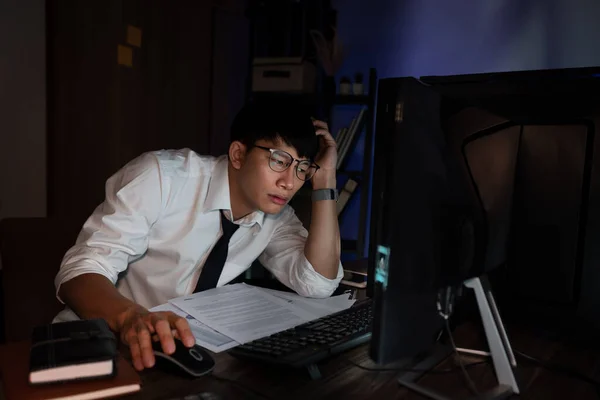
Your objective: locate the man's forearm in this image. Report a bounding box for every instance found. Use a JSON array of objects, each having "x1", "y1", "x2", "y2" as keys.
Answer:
[
  {"x1": 58, "y1": 273, "x2": 143, "y2": 332},
  {"x1": 304, "y1": 175, "x2": 341, "y2": 279}
]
